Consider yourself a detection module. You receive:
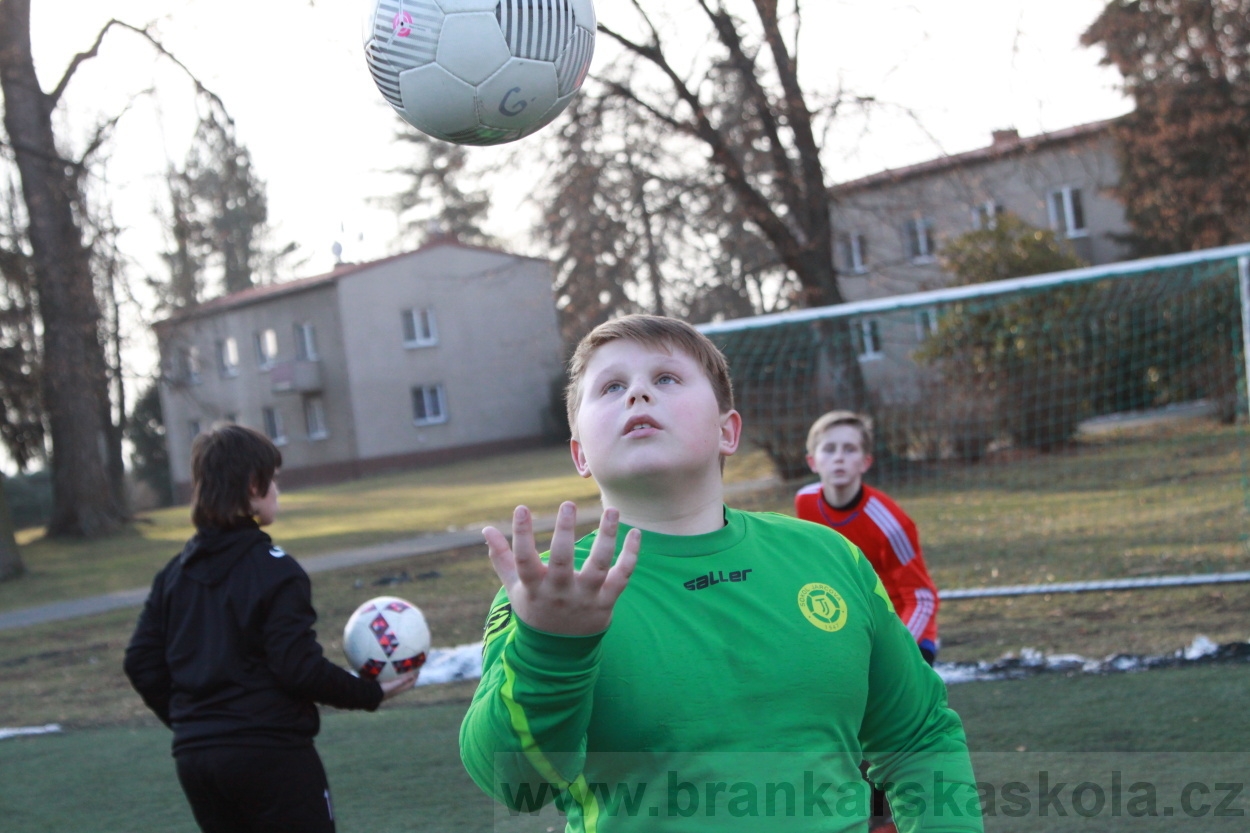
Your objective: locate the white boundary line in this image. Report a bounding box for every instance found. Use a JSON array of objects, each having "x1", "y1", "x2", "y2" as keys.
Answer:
[
  {"x1": 941, "y1": 571, "x2": 1250, "y2": 600},
  {"x1": 698, "y1": 242, "x2": 1250, "y2": 334}
]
